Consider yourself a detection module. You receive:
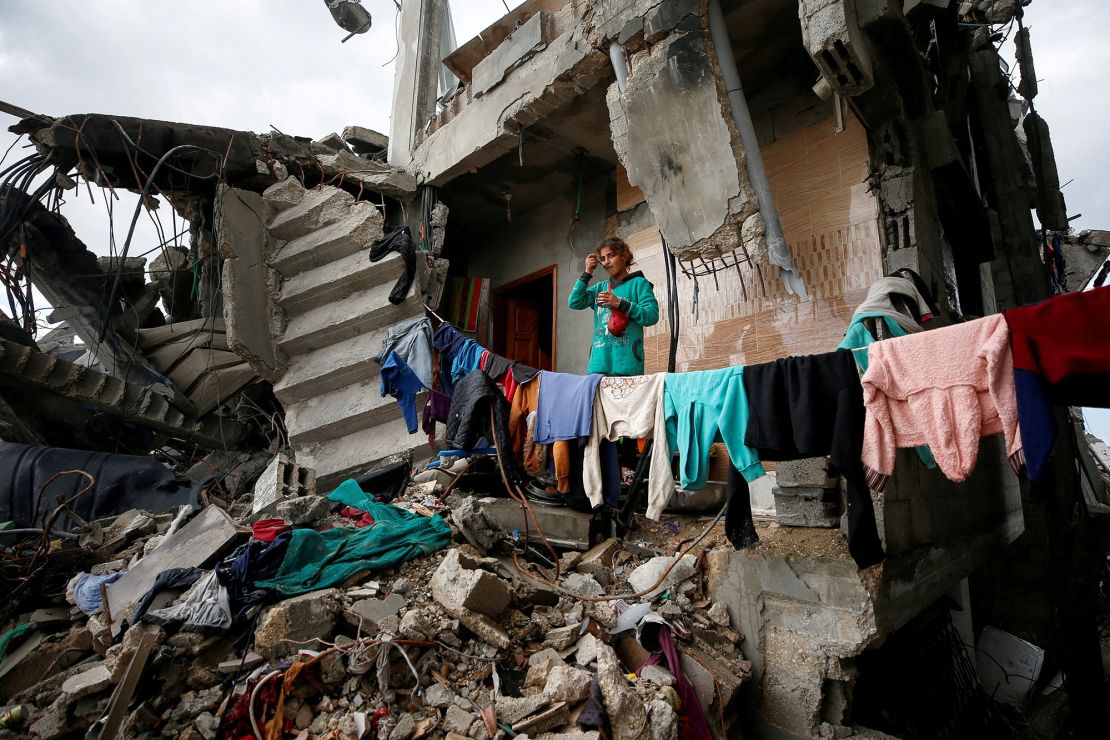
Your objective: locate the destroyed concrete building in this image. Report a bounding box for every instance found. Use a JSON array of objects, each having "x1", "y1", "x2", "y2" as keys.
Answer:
[{"x1": 0, "y1": 0, "x2": 1107, "y2": 738}]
